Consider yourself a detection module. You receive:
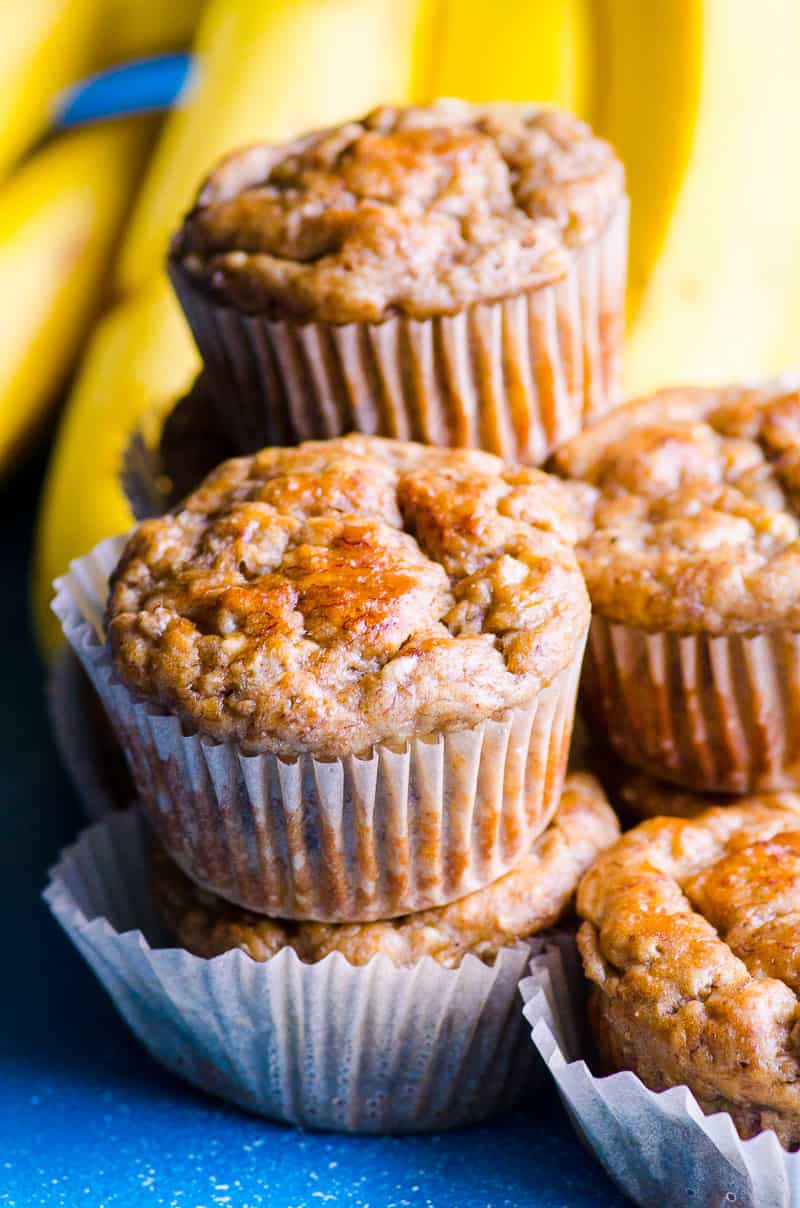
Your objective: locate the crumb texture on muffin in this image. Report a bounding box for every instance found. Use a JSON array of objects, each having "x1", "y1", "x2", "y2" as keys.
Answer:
[
  {"x1": 578, "y1": 798, "x2": 800, "y2": 1147},
  {"x1": 154, "y1": 772, "x2": 618, "y2": 967},
  {"x1": 554, "y1": 379, "x2": 800, "y2": 632},
  {"x1": 171, "y1": 100, "x2": 624, "y2": 323},
  {"x1": 107, "y1": 434, "x2": 589, "y2": 757}
]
